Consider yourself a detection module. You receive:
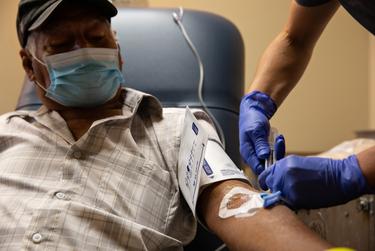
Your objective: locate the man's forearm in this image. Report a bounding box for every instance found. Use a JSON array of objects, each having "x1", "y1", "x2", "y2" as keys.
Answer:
[{"x1": 199, "y1": 180, "x2": 331, "y2": 251}]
